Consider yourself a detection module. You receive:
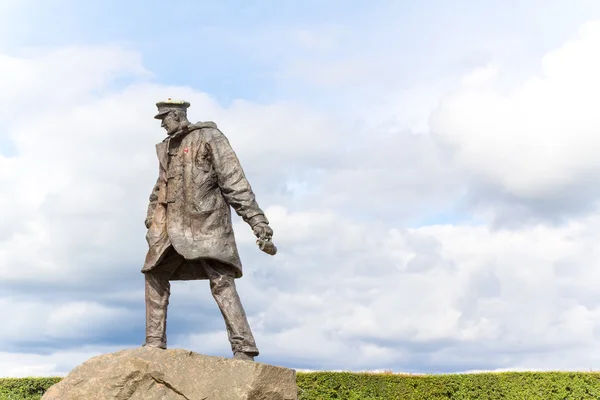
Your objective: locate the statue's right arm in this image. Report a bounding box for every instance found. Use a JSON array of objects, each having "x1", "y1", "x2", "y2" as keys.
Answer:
[
  {"x1": 145, "y1": 176, "x2": 161, "y2": 229},
  {"x1": 145, "y1": 158, "x2": 167, "y2": 229}
]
